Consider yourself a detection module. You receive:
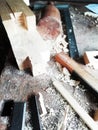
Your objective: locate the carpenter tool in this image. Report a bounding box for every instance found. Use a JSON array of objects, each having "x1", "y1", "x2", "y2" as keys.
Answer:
[
  {"x1": 2, "y1": 100, "x2": 26, "y2": 130},
  {"x1": 8, "y1": 102, "x2": 26, "y2": 130},
  {"x1": 55, "y1": 52, "x2": 98, "y2": 93},
  {"x1": 60, "y1": 9, "x2": 79, "y2": 59},
  {"x1": 1, "y1": 97, "x2": 43, "y2": 130},
  {"x1": 33, "y1": 3, "x2": 79, "y2": 59}
]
